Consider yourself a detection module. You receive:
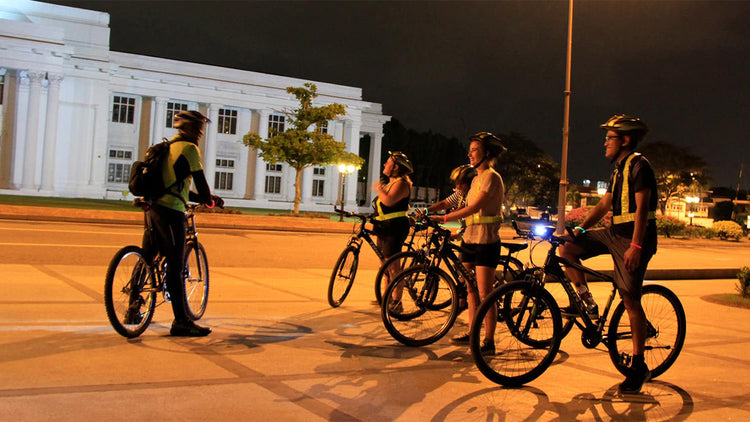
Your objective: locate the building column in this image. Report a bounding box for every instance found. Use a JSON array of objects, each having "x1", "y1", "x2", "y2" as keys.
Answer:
[
  {"x1": 204, "y1": 103, "x2": 220, "y2": 189},
  {"x1": 343, "y1": 120, "x2": 361, "y2": 210},
  {"x1": 253, "y1": 109, "x2": 270, "y2": 201},
  {"x1": 152, "y1": 96, "x2": 167, "y2": 145},
  {"x1": 21, "y1": 70, "x2": 44, "y2": 190},
  {"x1": 41, "y1": 73, "x2": 63, "y2": 192},
  {"x1": 301, "y1": 167, "x2": 313, "y2": 205},
  {"x1": 368, "y1": 132, "x2": 383, "y2": 203}
]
